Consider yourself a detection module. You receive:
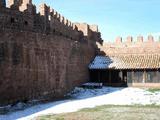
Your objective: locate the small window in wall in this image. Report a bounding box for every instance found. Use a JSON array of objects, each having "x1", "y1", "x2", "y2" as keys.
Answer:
[
  {"x1": 24, "y1": 21, "x2": 28, "y2": 25},
  {"x1": 11, "y1": 17, "x2": 15, "y2": 23}
]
